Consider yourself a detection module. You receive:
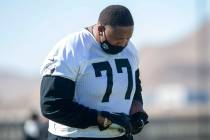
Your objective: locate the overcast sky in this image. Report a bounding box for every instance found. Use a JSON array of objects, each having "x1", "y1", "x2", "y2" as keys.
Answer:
[{"x1": 0, "y1": 0, "x2": 210, "y2": 76}]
